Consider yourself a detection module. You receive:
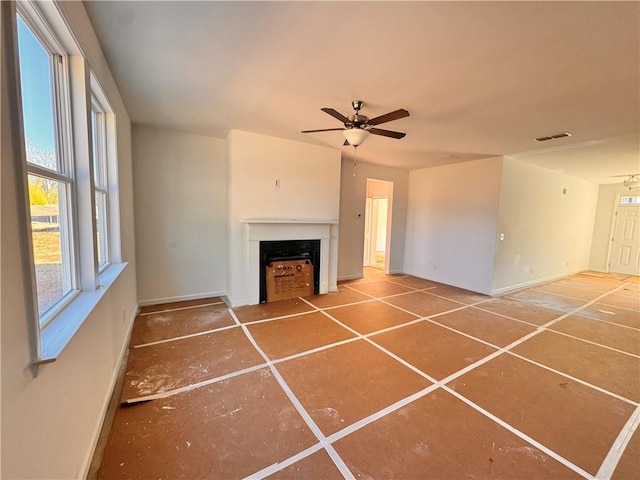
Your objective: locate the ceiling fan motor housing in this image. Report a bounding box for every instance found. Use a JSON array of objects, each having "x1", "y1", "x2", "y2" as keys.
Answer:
[{"x1": 347, "y1": 114, "x2": 369, "y2": 128}]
